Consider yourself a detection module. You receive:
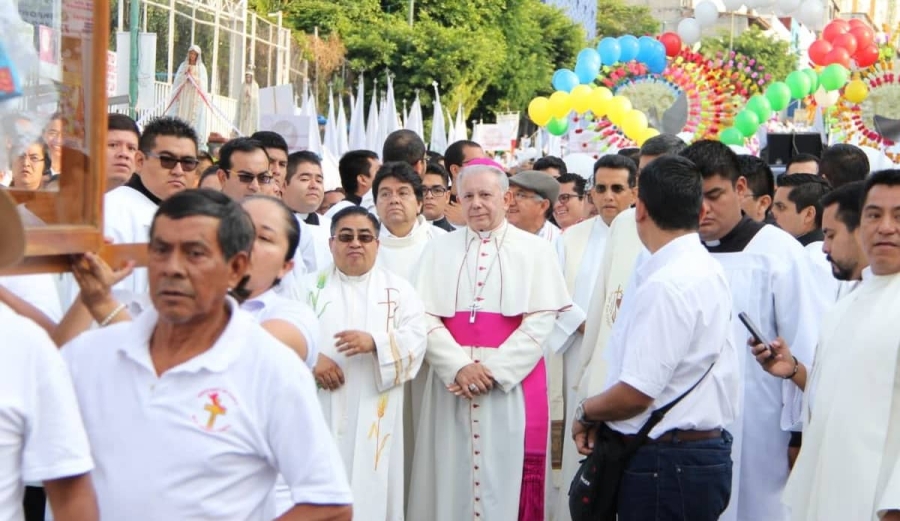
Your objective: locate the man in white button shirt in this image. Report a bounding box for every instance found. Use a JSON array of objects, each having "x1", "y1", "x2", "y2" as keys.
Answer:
[
  {"x1": 60, "y1": 189, "x2": 352, "y2": 520},
  {"x1": 574, "y1": 155, "x2": 739, "y2": 521}
]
